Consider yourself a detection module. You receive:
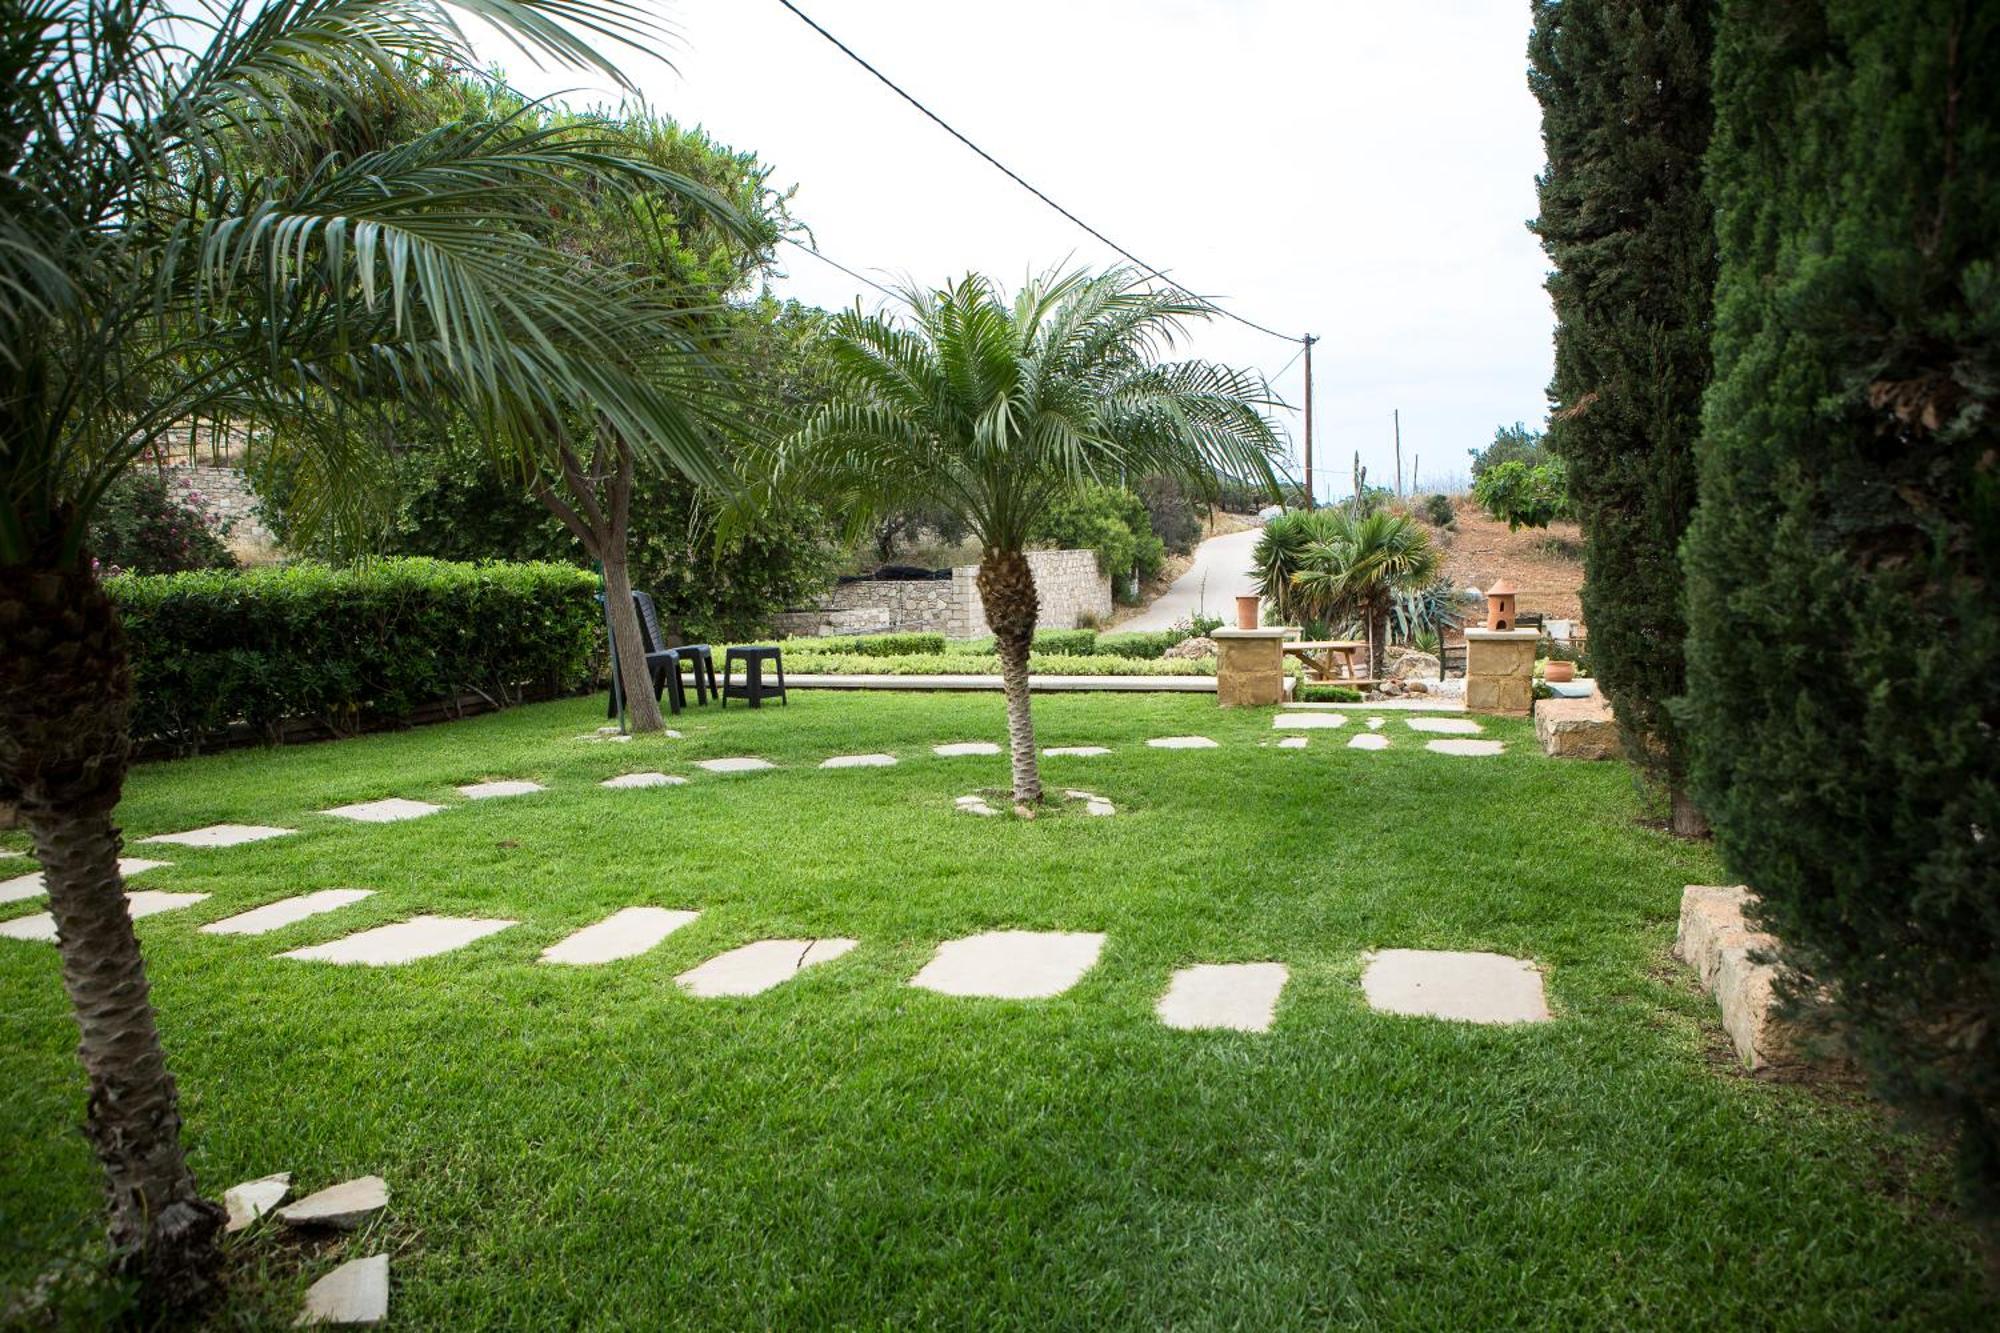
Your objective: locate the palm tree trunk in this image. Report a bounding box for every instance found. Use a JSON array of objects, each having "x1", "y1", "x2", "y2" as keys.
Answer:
[
  {"x1": 976, "y1": 549, "x2": 1042, "y2": 804},
  {"x1": 0, "y1": 553, "x2": 224, "y2": 1309},
  {"x1": 599, "y1": 549, "x2": 666, "y2": 734},
  {"x1": 1369, "y1": 603, "x2": 1389, "y2": 681}
]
